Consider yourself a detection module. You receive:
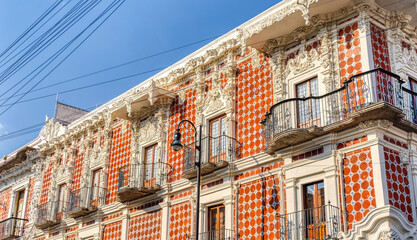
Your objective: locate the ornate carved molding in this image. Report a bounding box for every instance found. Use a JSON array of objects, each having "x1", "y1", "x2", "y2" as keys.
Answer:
[{"x1": 358, "y1": 120, "x2": 393, "y2": 129}]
